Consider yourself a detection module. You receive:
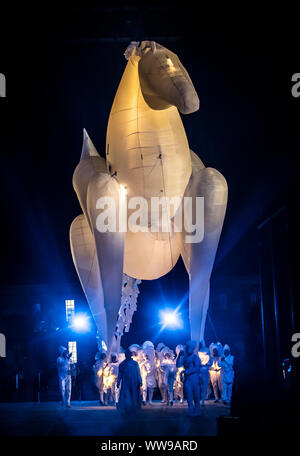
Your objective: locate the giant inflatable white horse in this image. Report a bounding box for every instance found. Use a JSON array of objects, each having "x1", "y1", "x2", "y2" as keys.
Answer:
[{"x1": 70, "y1": 41, "x2": 227, "y2": 354}]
